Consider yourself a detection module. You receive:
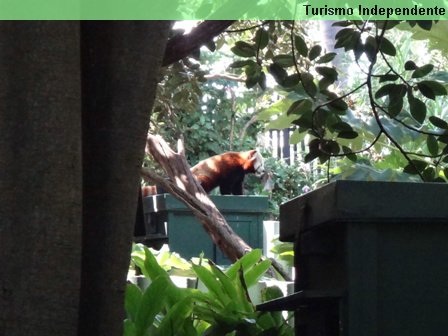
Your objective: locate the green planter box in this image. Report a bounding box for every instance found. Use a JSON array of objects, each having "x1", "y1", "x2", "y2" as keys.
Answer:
[
  {"x1": 259, "y1": 181, "x2": 448, "y2": 336},
  {"x1": 142, "y1": 194, "x2": 268, "y2": 264}
]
